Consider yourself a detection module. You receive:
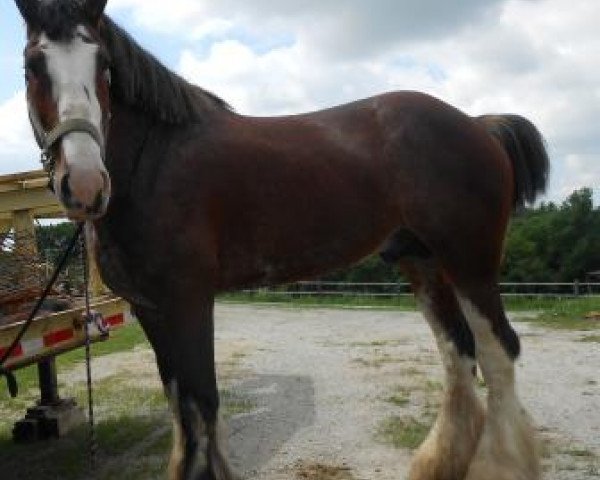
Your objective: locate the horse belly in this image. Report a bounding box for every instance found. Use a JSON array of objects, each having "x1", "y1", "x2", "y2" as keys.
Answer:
[{"x1": 216, "y1": 197, "x2": 399, "y2": 290}]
